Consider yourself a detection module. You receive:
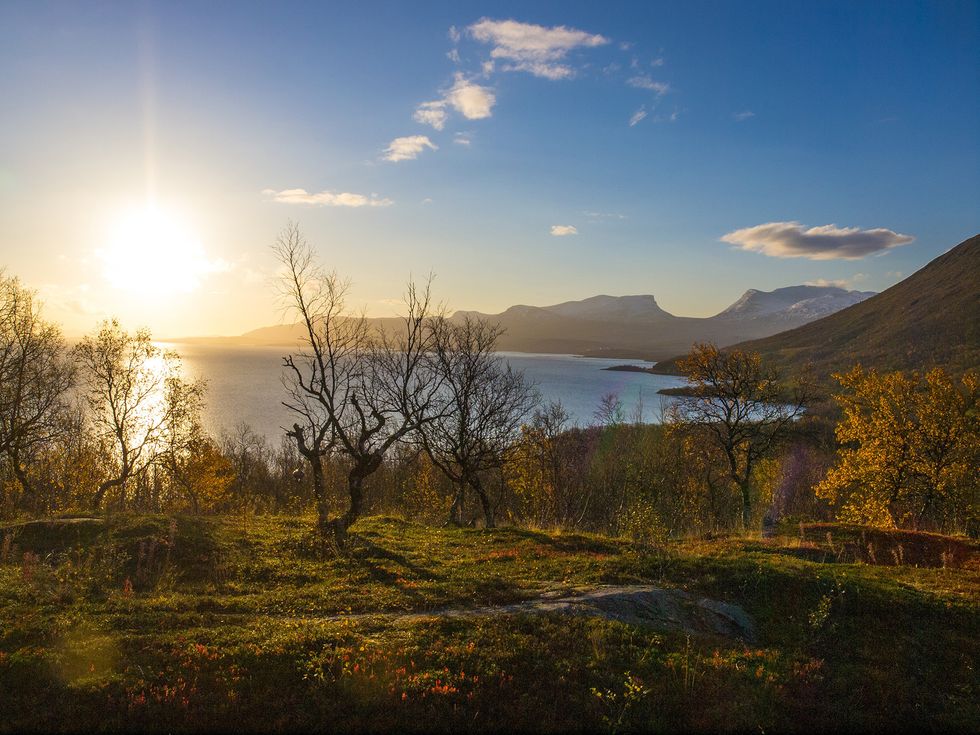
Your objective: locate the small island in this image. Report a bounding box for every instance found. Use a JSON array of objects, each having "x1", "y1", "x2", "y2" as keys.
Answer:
[{"x1": 601, "y1": 363, "x2": 657, "y2": 374}]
